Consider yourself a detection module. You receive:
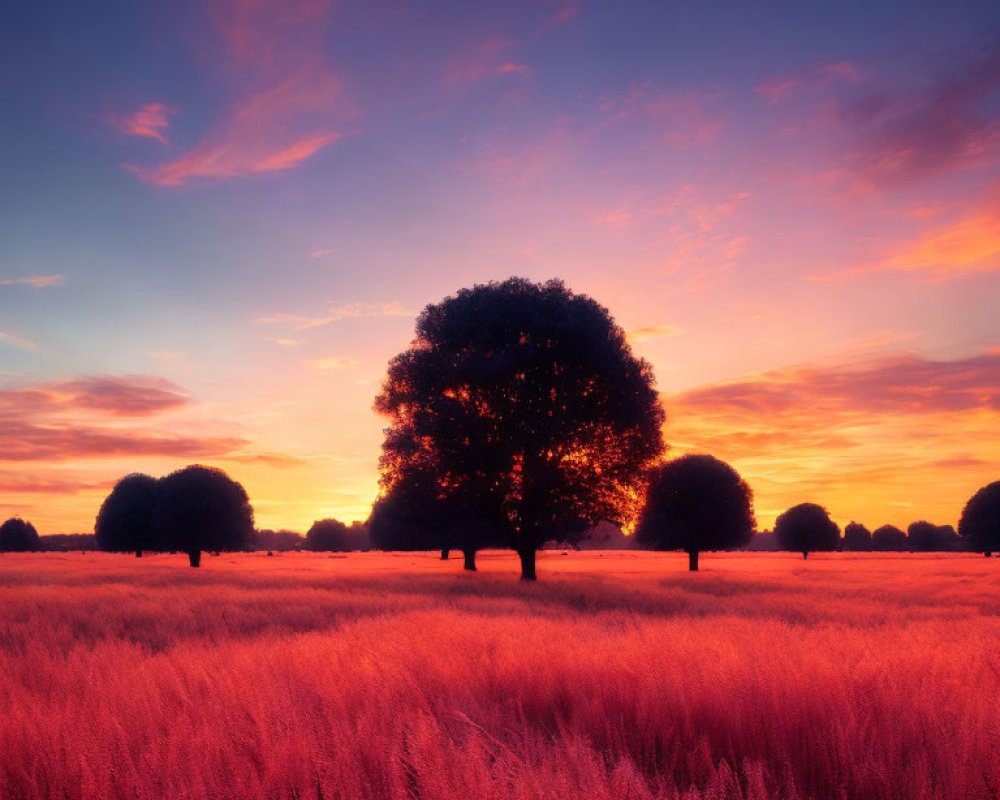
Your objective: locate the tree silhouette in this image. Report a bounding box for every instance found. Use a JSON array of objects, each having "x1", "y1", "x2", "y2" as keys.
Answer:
[
  {"x1": 871, "y1": 524, "x2": 907, "y2": 551},
  {"x1": 153, "y1": 465, "x2": 254, "y2": 567},
  {"x1": 774, "y1": 503, "x2": 840, "y2": 559},
  {"x1": 907, "y1": 520, "x2": 958, "y2": 552},
  {"x1": 959, "y1": 481, "x2": 1000, "y2": 557},
  {"x1": 95, "y1": 473, "x2": 160, "y2": 557},
  {"x1": 375, "y1": 278, "x2": 665, "y2": 580},
  {"x1": 0, "y1": 517, "x2": 40, "y2": 551},
  {"x1": 305, "y1": 518, "x2": 366, "y2": 551},
  {"x1": 369, "y1": 467, "x2": 502, "y2": 570},
  {"x1": 634, "y1": 454, "x2": 754, "y2": 571},
  {"x1": 842, "y1": 521, "x2": 872, "y2": 551}
]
